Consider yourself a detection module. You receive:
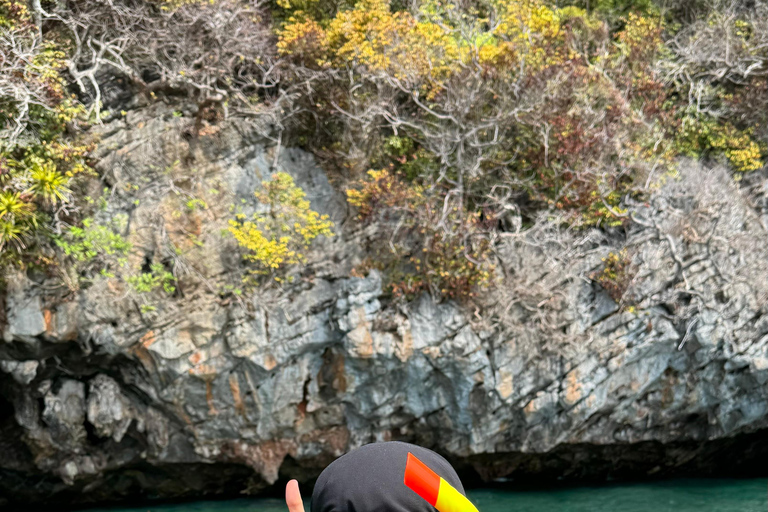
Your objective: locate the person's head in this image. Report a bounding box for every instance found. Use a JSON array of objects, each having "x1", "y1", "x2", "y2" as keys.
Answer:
[{"x1": 285, "y1": 442, "x2": 477, "y2": 512}]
